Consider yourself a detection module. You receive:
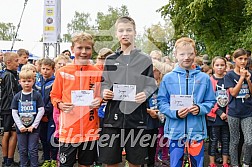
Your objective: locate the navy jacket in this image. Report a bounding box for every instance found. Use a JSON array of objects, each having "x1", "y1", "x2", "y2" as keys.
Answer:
[{"x1": 35, "y1": 75, "x2": 55, "y2": 119}]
